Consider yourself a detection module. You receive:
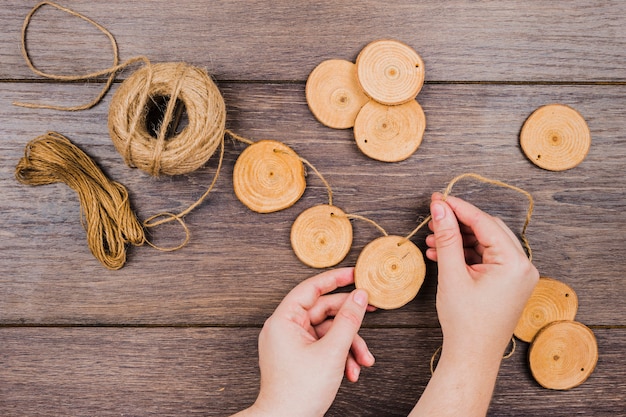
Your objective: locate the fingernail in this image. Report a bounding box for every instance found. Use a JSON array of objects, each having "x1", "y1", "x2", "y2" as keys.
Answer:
[
  {"x1": 353, "y1": 289, "x2": 368, "y2": 307},
  {"x1": 431, "y1": 201, "x2": 446, "y2": 221}
]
